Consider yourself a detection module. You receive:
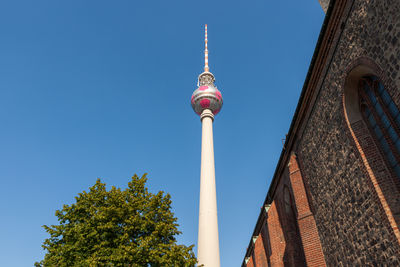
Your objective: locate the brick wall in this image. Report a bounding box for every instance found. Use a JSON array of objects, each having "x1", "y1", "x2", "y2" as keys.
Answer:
[
  {"x1": 246, "y1": 174, "x2": 306, "y2": 267},
  {"x1": 350, "y1": 119, "x2": 400, "y2": 228},
  {"x1": 253, "y1": 232, "x2": 268, "y2": 266},
  {"x1": 243, "y1": 0, "x2": 400, "y2": 265},
  {"x1": 288, "y1": 154, "x2": 326, "y2": 266},
  {"x1": 296, "y1": 0, "x2": 400, "y2": 265}
]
